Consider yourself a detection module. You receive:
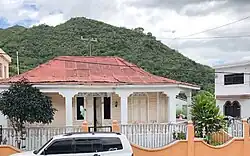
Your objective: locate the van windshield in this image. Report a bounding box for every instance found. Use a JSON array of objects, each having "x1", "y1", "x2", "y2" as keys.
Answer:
[{"x1": 33, "y1": 137, "x2": 53, "y2": 155}]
